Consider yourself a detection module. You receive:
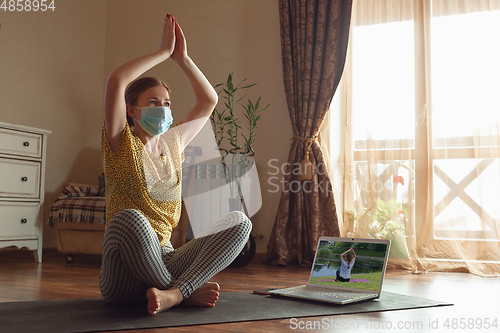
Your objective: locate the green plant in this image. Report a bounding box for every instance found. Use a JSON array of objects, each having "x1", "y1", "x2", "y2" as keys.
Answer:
[
  {"x1": 317, "y1": 247, "x2": 333, "y2": 258},
  {"x1": 209, "y1": 73, "x2": 269, "y2": 199},
  {"x1": 348, "y1": 172, "x2": 410, "y2": 257},
  {"x1": 363, "y1": 198, "x2": 405, "y2": 237},
  {"x1": 210, "y1": 73, "x2": 269, "y2": 157},
  {"x1": 349, "y1": 198, "x2": 406, "y2": 238},
  {"x1": 372, "y1": 199, "x2": 404, "y2": 234}
]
